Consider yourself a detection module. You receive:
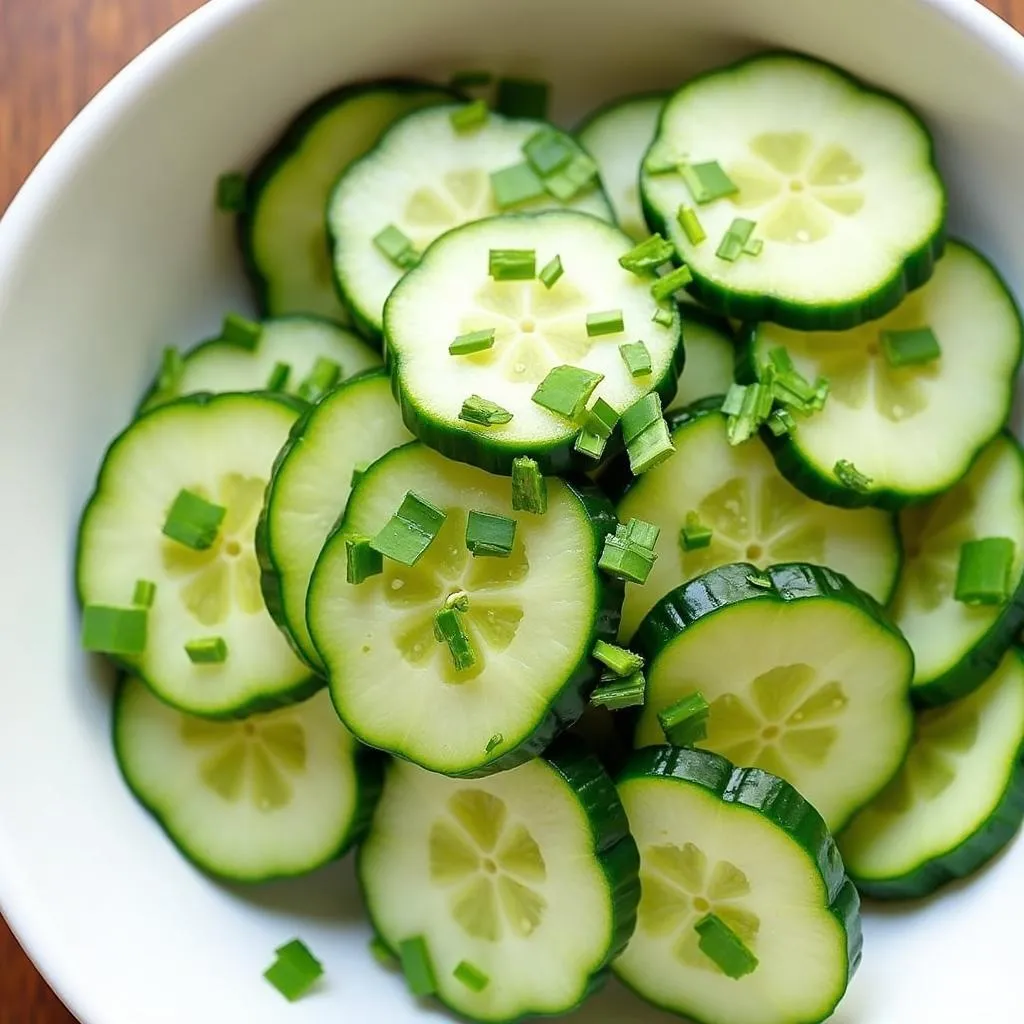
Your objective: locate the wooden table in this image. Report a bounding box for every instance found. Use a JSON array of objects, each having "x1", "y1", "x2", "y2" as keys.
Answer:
[{"x1": 0, "y1": 0, "x2": 1021, "y2": 1017}]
